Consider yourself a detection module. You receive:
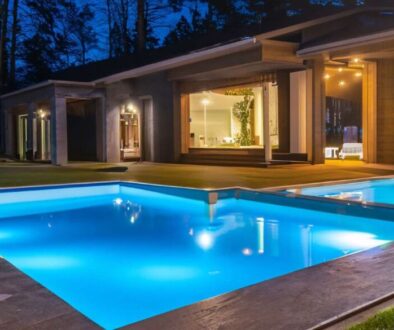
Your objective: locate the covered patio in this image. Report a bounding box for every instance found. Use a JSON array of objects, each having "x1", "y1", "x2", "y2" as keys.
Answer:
[{"x1": 0, "y1": 81, "x2": 106, "y2": 165}]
